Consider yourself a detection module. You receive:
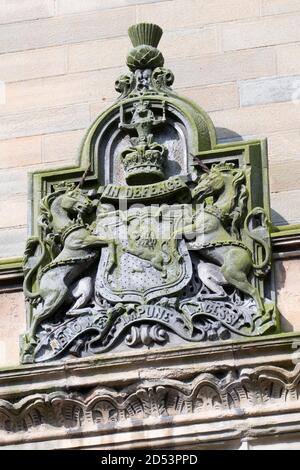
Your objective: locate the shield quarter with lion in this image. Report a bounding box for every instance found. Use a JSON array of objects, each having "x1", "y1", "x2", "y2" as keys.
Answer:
[{"x1": 94, "y1": 205, "x2": 193, "y2": 304}]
